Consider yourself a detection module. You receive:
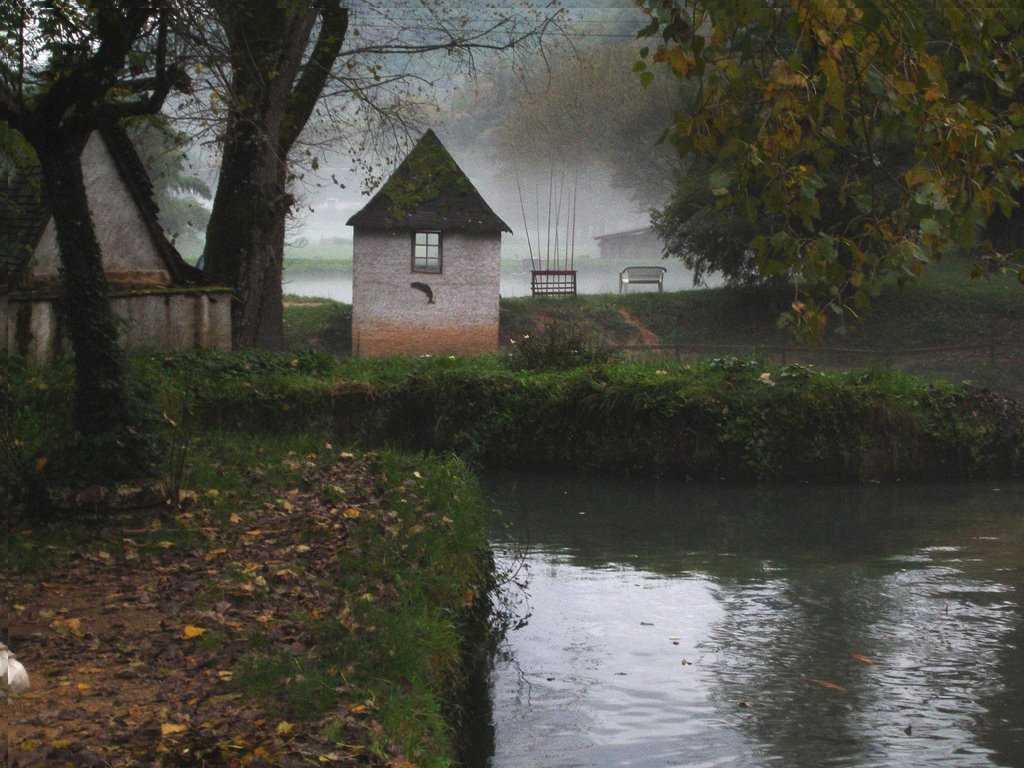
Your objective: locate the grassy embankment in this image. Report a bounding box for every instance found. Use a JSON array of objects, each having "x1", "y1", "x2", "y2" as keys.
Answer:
[
  {"x1": 275, "y1": 255, "x2": 1024, "y2": 482},
  {"x1": 283, "y1": 255, "x2": 1024, "y2": 399},
  {"x1": 145, "y1": 351, "x2": 1019, "y2": 483},
  {"x1": 11, "y1": 348, "x2": 1015, "y2": 488},
  {"x1": 499, "y1": 258, "x2": 1024, "y2": 399},
  {"x1": 284, "y1": 238, "x2": 353, "y2": 275},
  {"x1": 1, "y1": 358, "x2": 493, "y2": 767}
]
